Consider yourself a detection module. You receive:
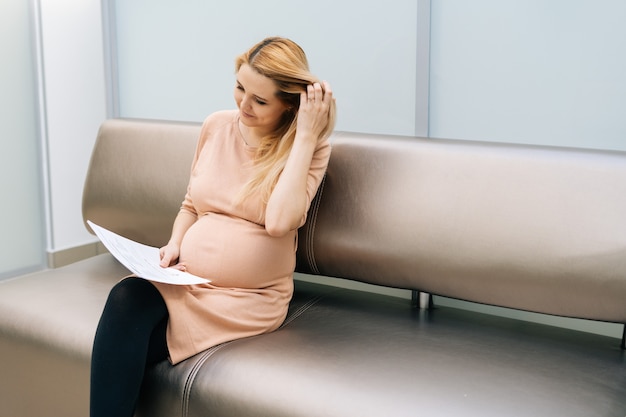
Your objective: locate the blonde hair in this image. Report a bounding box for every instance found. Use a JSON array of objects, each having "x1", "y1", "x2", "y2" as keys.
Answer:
[{"x1": 235, "y1": 37, "x2": 336, "y2": 206}]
